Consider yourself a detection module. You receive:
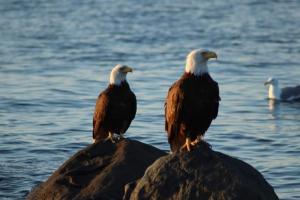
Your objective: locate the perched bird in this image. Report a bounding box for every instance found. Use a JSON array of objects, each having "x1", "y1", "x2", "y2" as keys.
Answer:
[
  {"x1": 93, "y1": 64, "x2": 137, "y2": 143},
  {"x1": 264, "y1": 77, "x2": 300, "y2": 101},
  {"x1": 165, "y1": 49, "x2": 220, "y2": 152}
]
